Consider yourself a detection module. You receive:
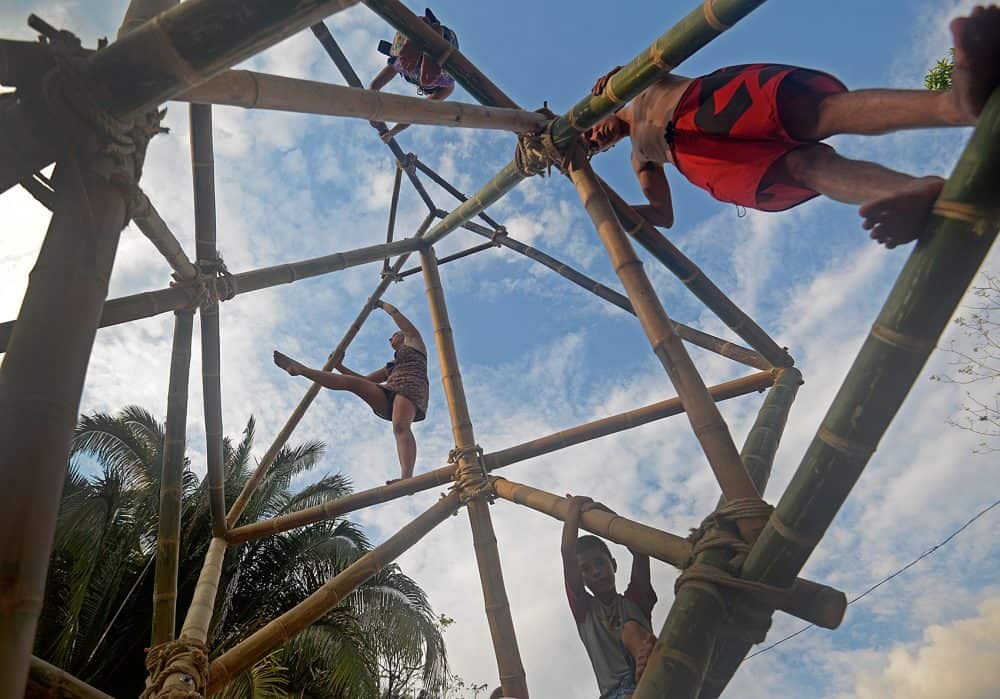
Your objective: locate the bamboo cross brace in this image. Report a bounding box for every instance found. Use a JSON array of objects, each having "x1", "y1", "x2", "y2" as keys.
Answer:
[
  {"x1": 28, "y1": 656, "x2": 115, "y2": 699},
  {"x1": 132, "y1": 190, "x2": 199, "y2": 281}
]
